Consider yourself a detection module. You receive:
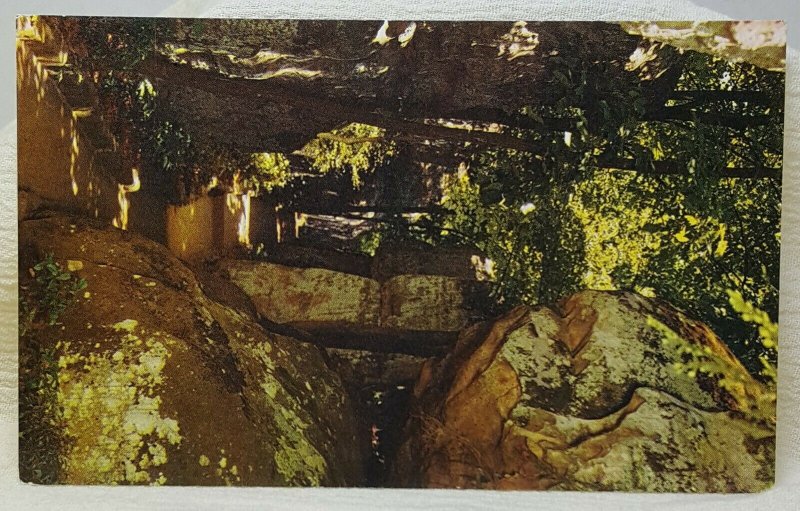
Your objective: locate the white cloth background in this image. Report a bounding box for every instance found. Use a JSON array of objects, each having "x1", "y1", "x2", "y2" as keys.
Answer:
[{"x1": 0, "y1": 1, "x2": 797, "y2": 509}]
